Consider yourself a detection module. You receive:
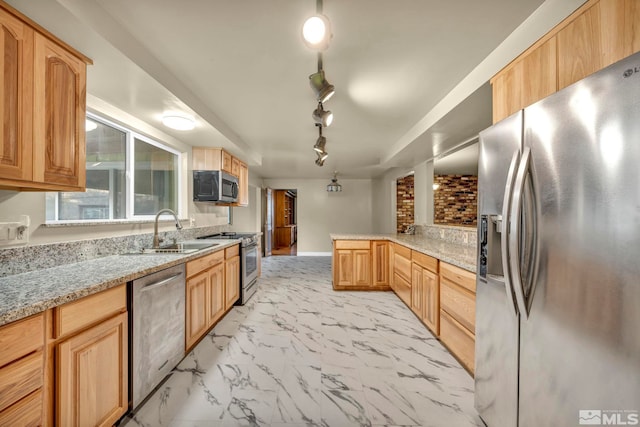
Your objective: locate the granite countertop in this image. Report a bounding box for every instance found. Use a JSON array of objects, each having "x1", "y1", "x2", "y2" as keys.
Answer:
[
  {"x1": 330, "y1": 233, "x2": 477, "y2": 273},
  {"x1": 0, "y1": 240, "x2": 240, "y2": 327}
]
